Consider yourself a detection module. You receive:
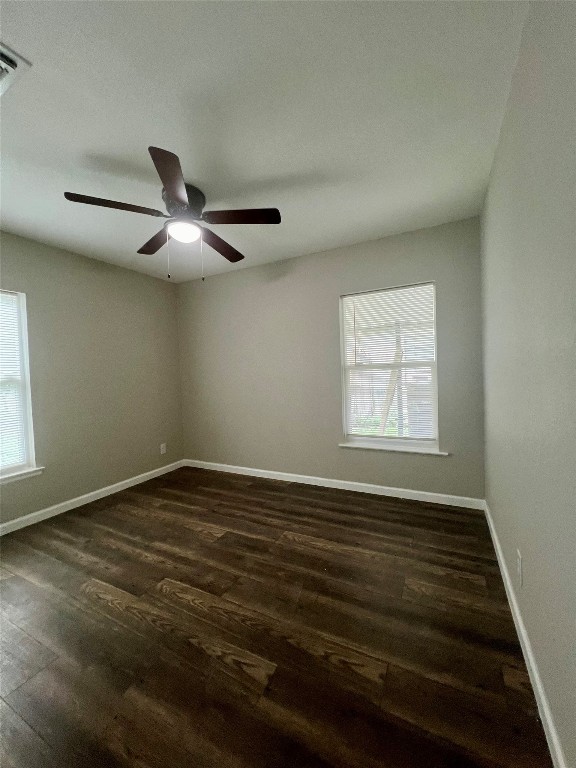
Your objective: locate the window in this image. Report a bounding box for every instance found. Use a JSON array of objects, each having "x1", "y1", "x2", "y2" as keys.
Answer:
[
  {"x1": 0, "y1": 290, "x2": 41, "y2": 481},
  {"x1": 340, "y1": 282, "x2": 442, "y2": 454}
]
